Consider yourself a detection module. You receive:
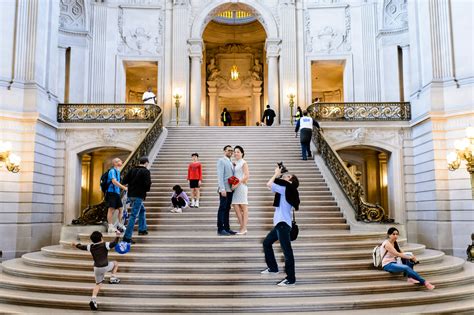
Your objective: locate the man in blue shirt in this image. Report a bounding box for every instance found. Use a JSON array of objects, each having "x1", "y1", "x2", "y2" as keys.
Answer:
[
  {"x1": 261, "y1": 166, "x2": 300, "y2": 286},
  {"x1": 106, "y1": 158, "x2": 128, "y2": 233}
]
